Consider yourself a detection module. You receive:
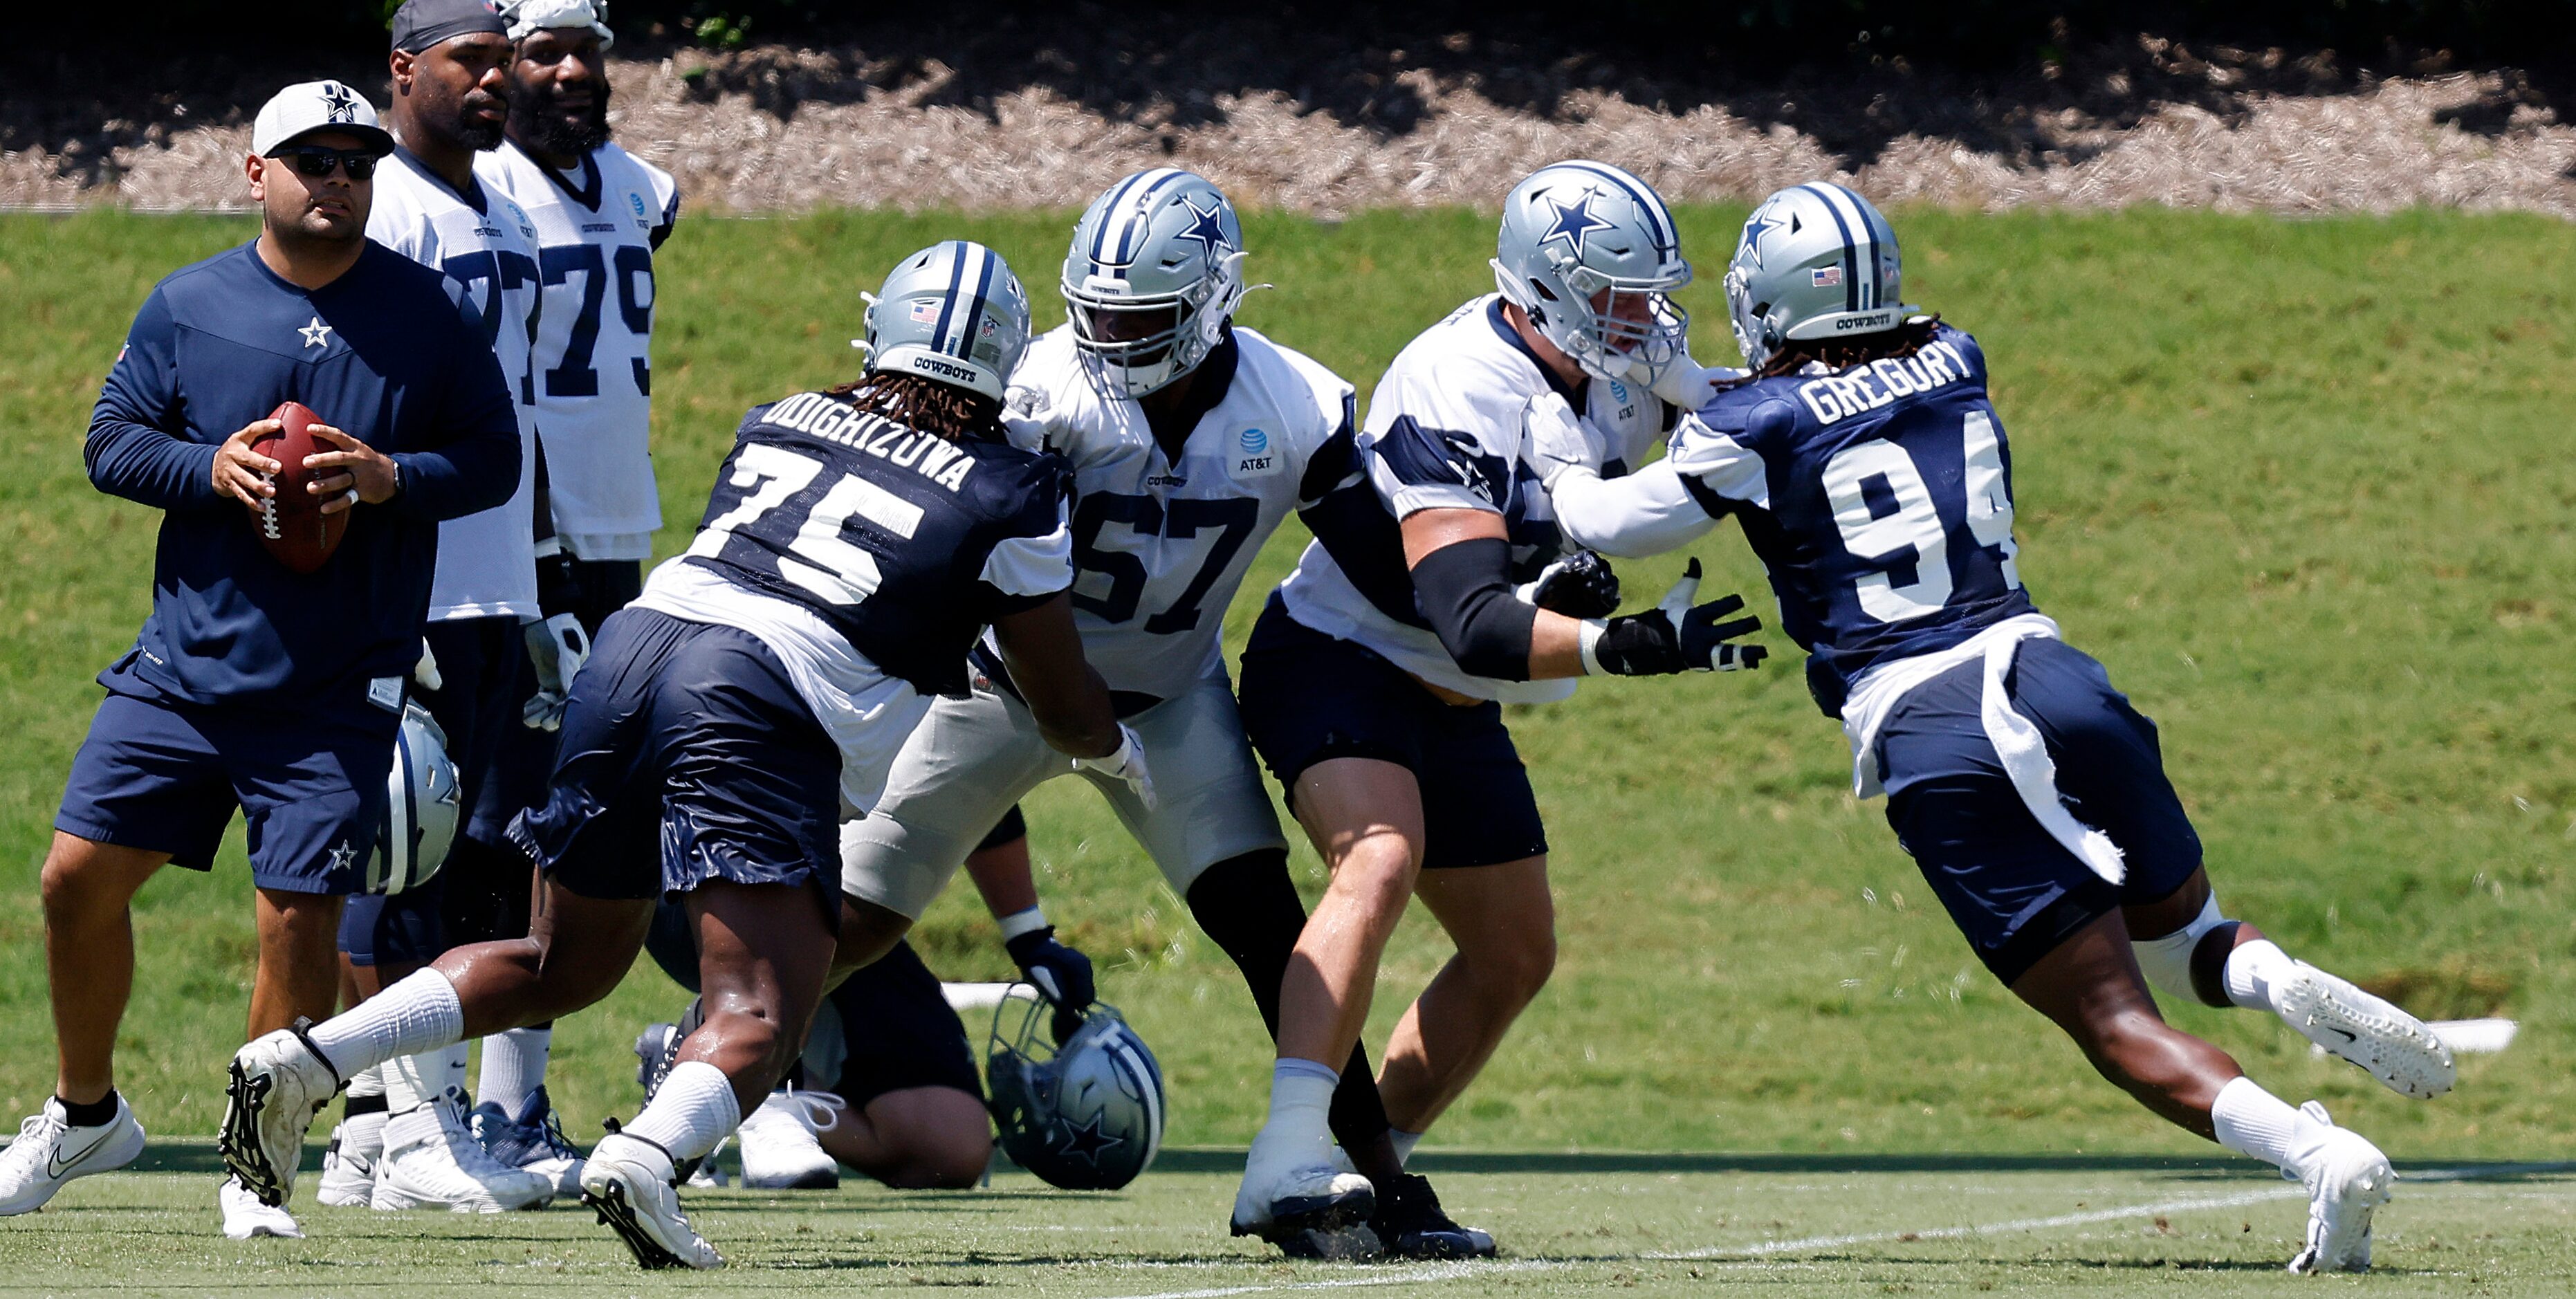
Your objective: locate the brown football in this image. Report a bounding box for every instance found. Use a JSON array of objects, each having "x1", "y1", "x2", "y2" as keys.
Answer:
[{"x1": 249, "y1": 401, "x2": 350, "y2": 574}]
